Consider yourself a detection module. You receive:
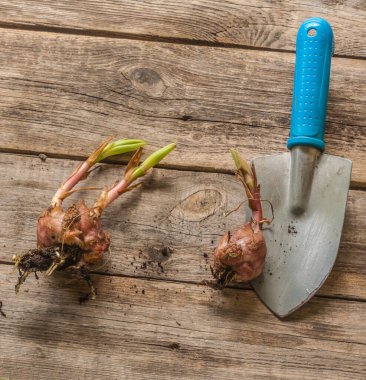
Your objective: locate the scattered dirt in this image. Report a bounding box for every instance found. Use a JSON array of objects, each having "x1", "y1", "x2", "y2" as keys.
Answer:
[
  {"x1": 137, "y1": 244, "x2": 173, "y2": 275},
  {"x1": 0, "y1": 301, "x2": 6, "y2": 318},
  {"x1": 288, "y1": 224, "x2": 298, "y2": 235}
]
